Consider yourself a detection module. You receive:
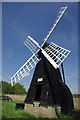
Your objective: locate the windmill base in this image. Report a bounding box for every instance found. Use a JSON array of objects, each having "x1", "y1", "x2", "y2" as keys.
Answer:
[{"x1": 24, "y1": 102, "x2": 61, "y2": 118}]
